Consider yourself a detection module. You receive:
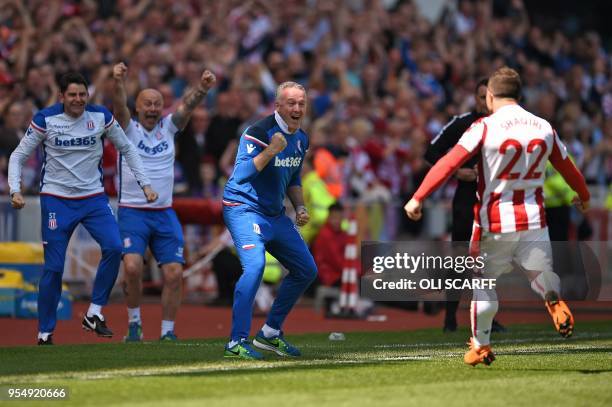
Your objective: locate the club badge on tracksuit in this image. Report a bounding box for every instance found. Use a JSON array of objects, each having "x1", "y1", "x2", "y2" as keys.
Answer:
[{"x1": 48, "y1": 213, "x2": 58, "y2": 230}]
